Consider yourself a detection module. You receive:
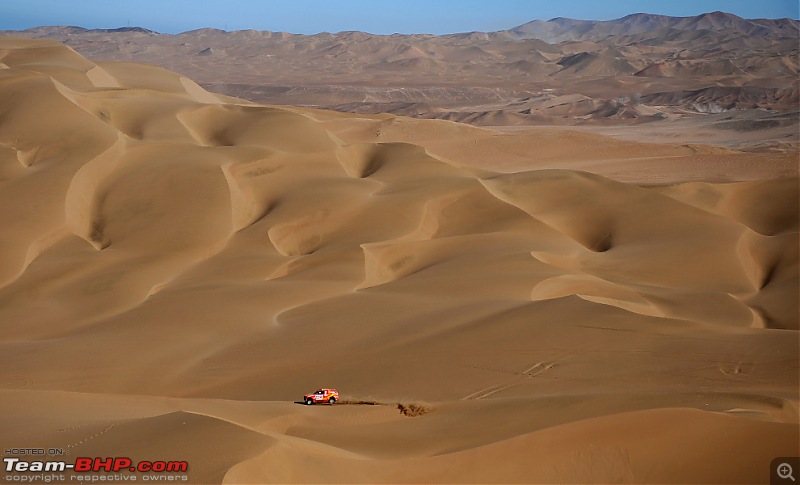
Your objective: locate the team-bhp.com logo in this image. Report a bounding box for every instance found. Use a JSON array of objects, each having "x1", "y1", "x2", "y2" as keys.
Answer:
[{"x1": 5, "y1": 456, "x2": 188, "y2": 481}]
